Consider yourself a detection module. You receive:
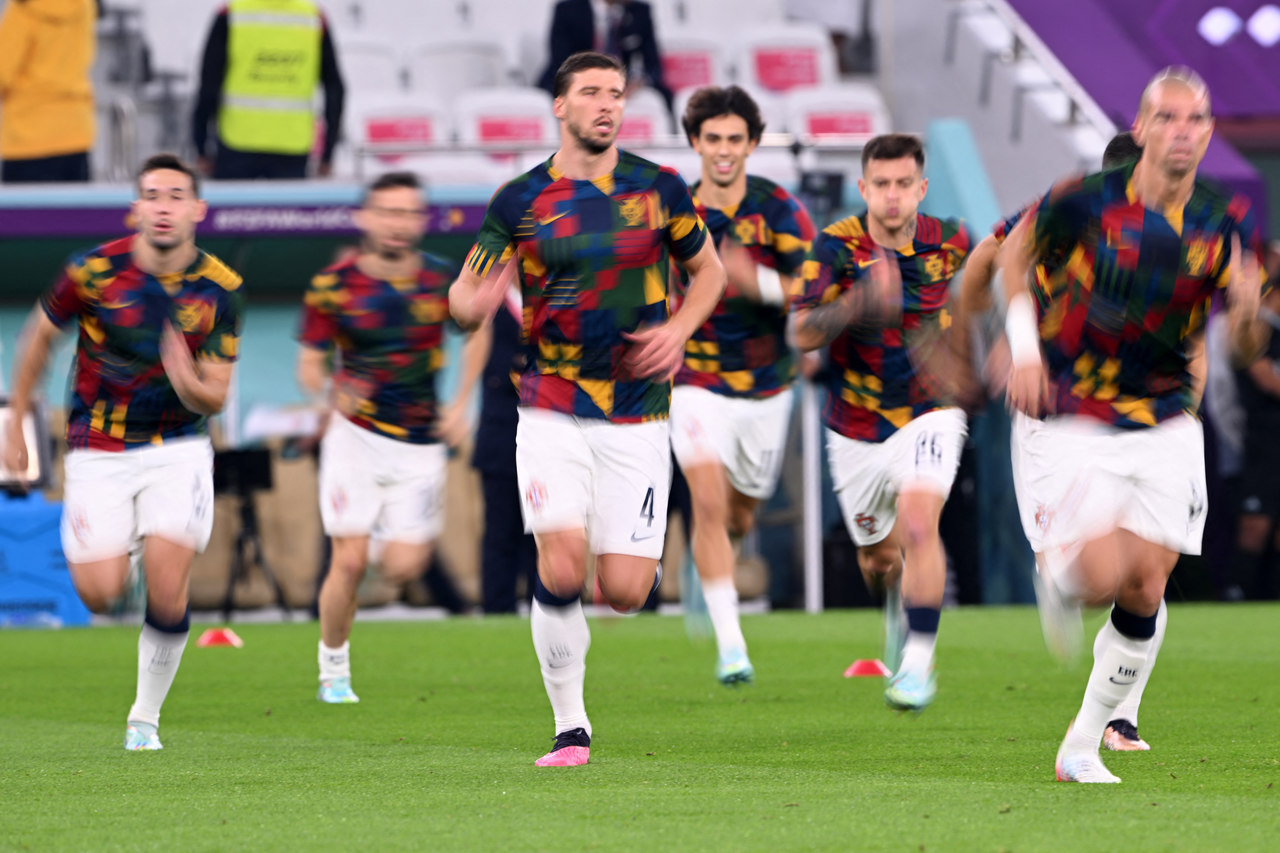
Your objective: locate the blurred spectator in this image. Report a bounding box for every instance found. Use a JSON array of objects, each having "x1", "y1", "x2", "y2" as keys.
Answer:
[
  {"x1": 1232, "y1": 274, "x2": 1280, "y2": 600},
  {"x1": 0, "y1": 0, "x2": 96, "y2": 183},
  {"x1": 192, "y1": 0, "x2": 344, "y2": 179},
  {"x1": 538, "y1": 0, "x2": 673, "y2": 114}
]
